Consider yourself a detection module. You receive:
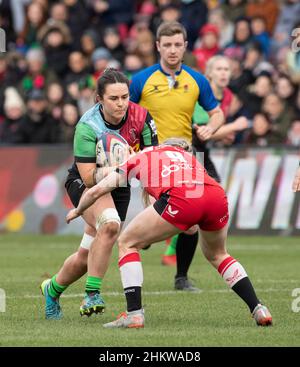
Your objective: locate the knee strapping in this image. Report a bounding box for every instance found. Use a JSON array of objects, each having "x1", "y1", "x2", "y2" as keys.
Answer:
[
  {"x1": 96, "y1": 208, "x2": 121, "y2": 230},
  {"x1": 79, "y1": 233, "x2": 95, "y2": 250}
]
